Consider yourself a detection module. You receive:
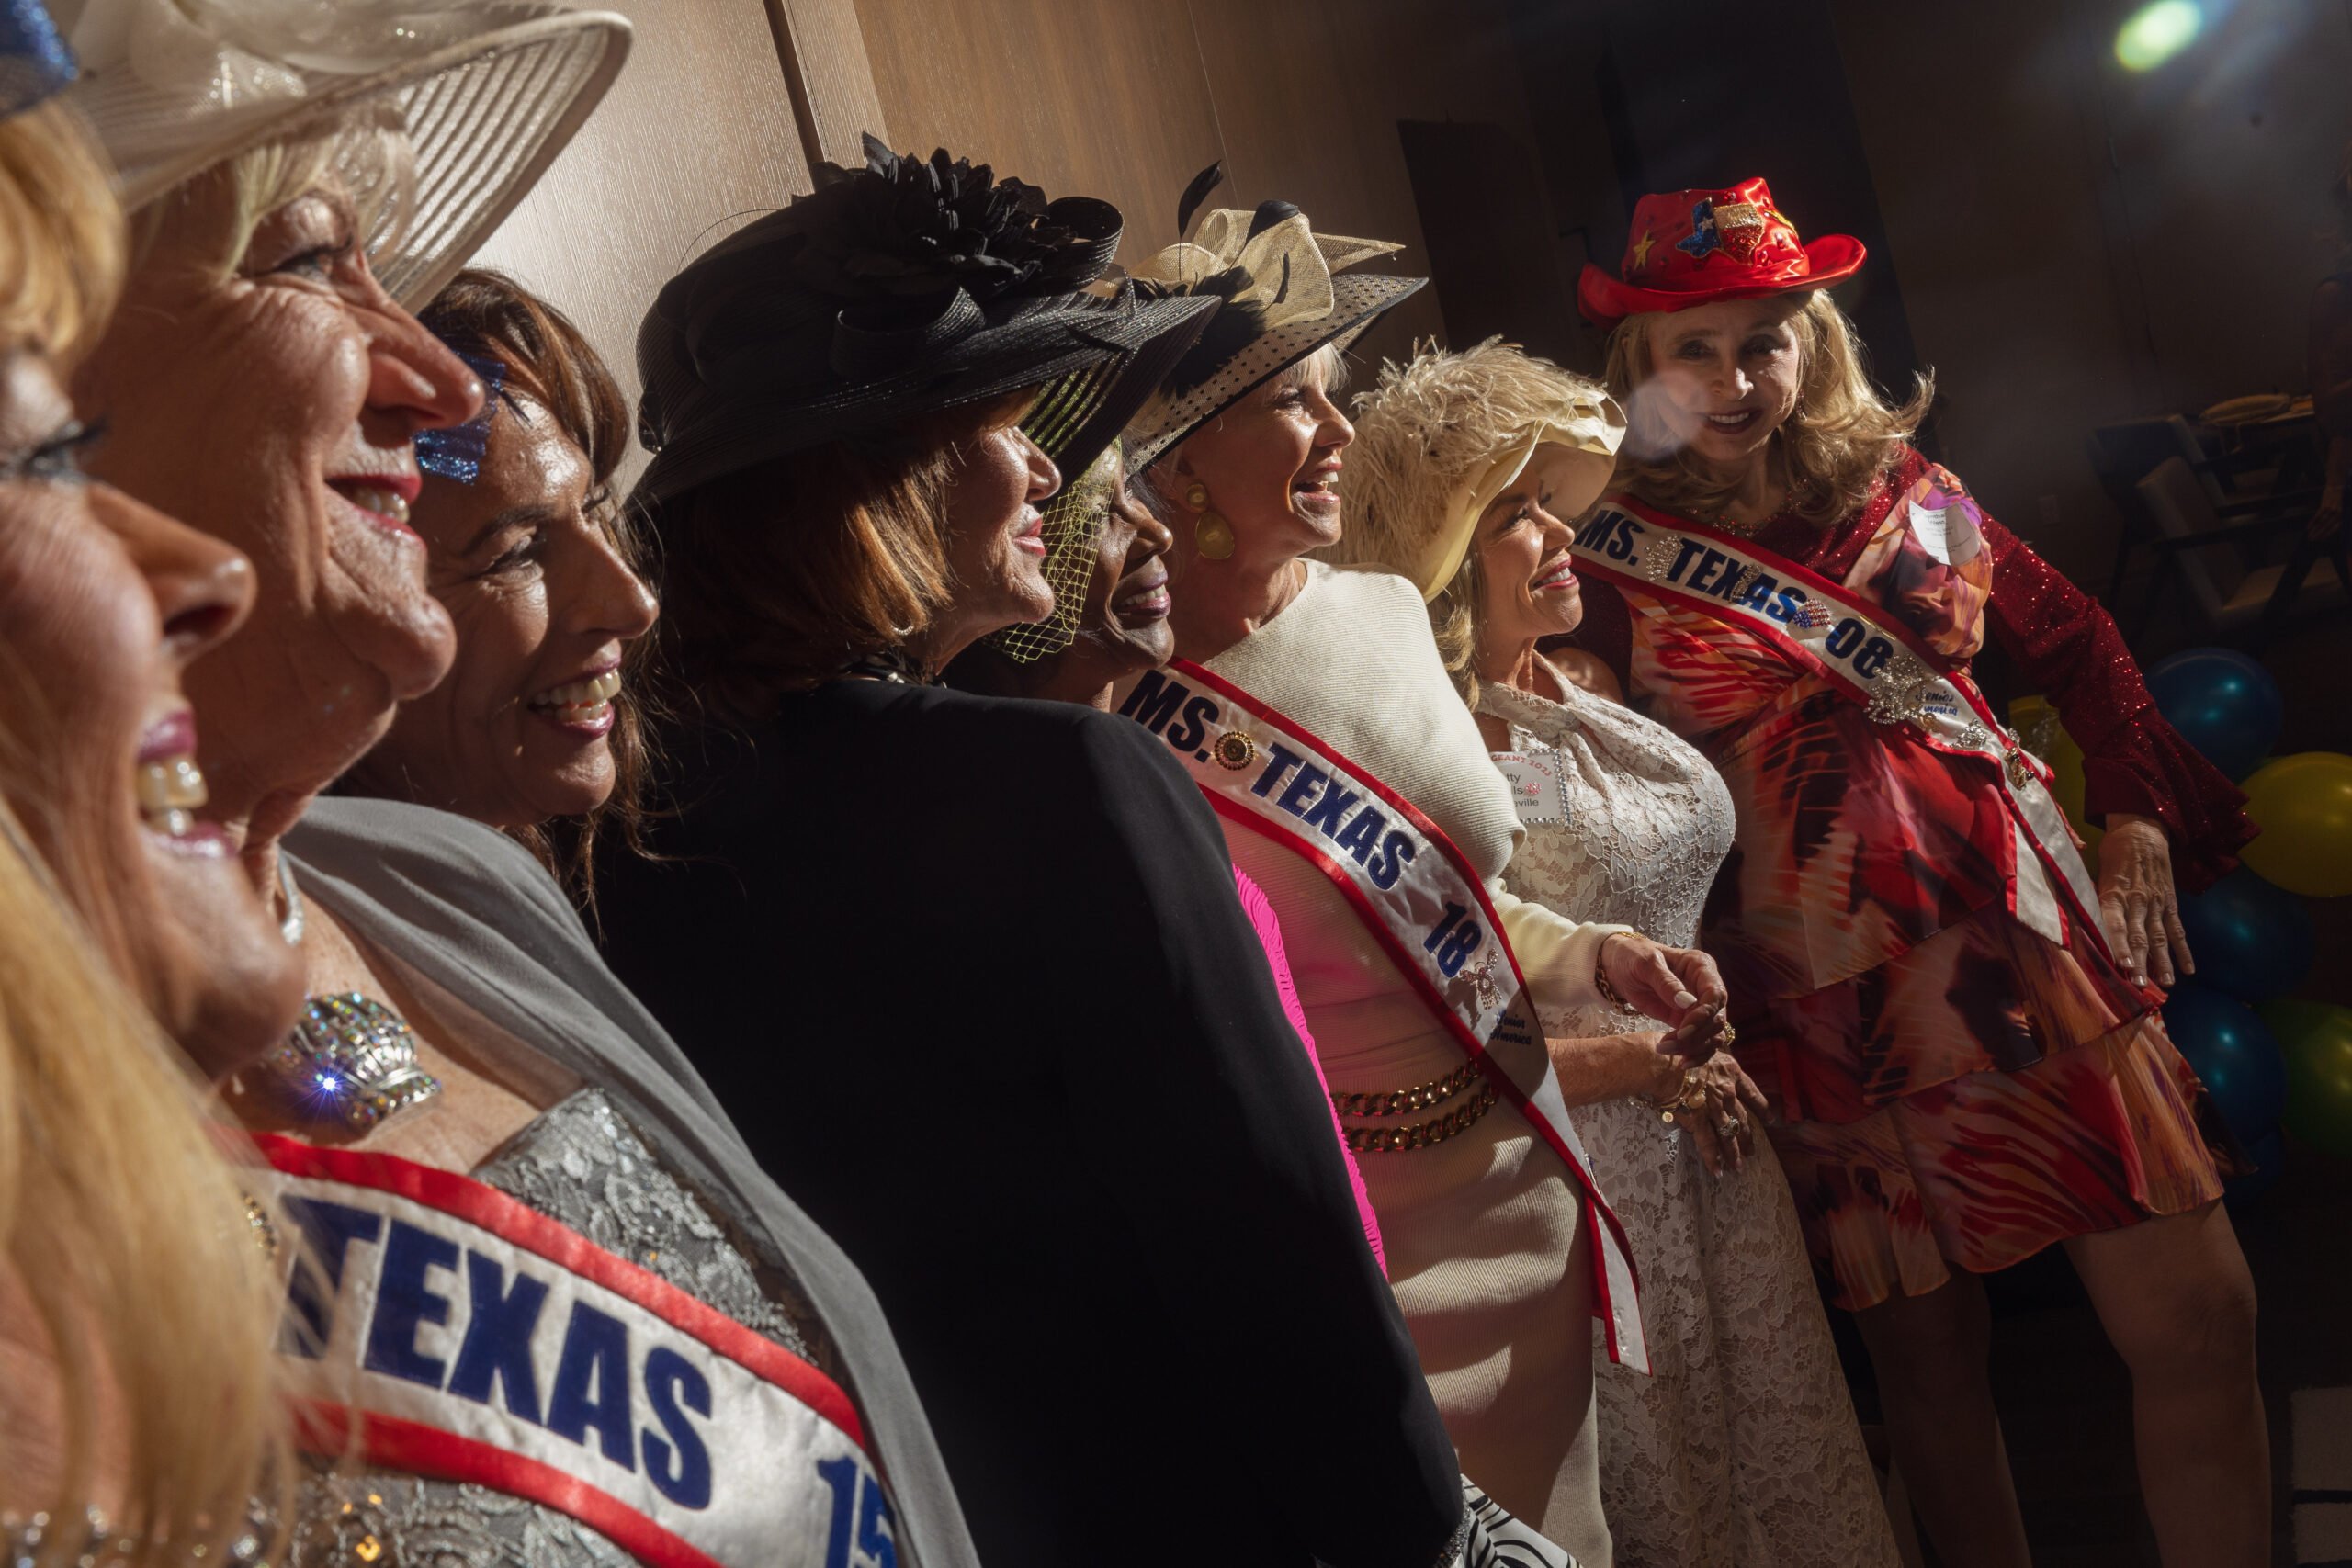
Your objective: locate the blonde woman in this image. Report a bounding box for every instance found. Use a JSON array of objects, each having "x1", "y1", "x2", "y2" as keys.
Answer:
[
  {"x1": 1573, "y1": 180, "x2": 2263, "y2": 1567},
  {"x1": 1338, "y1": 337, "x2": 1900, "y2": 1568},
  {"x1": 62, "y1": 9, "x2": 1006, "y2": 1568},
  {"x1": 0, "y1": 38, "x2": 299, "y2": 1562}
]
